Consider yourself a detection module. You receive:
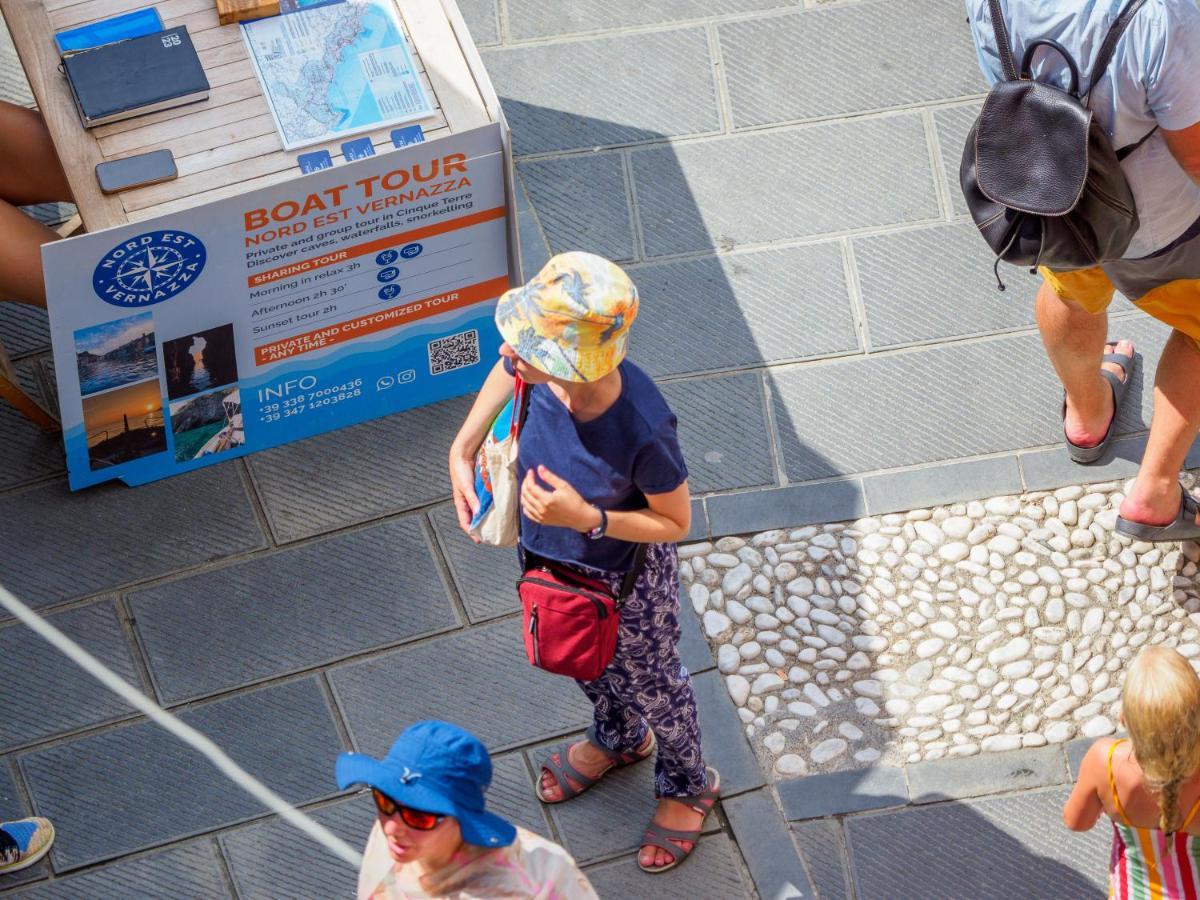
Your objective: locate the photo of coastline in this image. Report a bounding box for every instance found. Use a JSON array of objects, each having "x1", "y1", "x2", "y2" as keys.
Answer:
[
  {"x1": 169, "y1": 387, "x2": 244, "y2": 463},
  {"x1": 163, "y1": 323, "x2": 238, "y2": 401},
  {"x1": 83, "y1": 379, "x2": 168, "y2": 470},
  {"x1": 74, "y1": 313, "x2": 158, "y2": 396}
]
